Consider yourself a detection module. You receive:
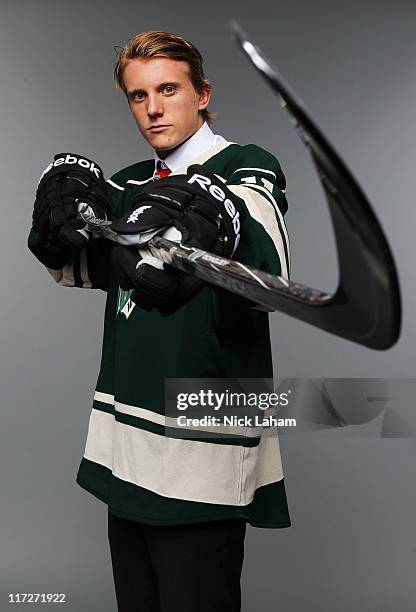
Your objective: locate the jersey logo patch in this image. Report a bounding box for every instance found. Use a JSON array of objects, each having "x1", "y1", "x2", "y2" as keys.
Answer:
[{"x1": 117, "y1": 287, "x2": 136, "y2": 319}]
